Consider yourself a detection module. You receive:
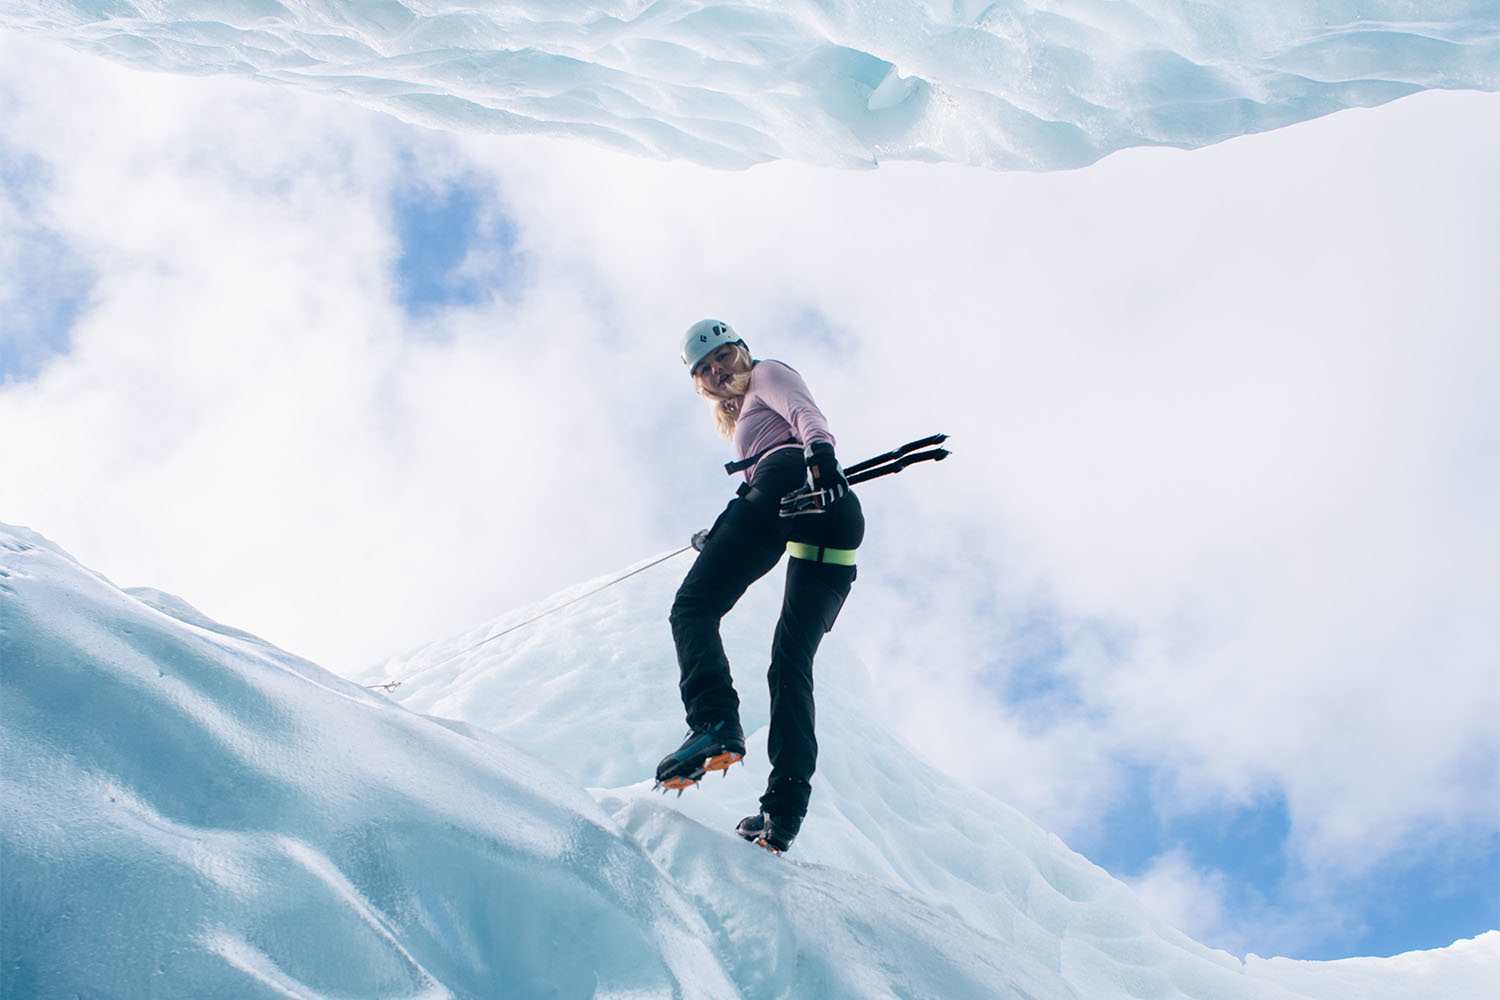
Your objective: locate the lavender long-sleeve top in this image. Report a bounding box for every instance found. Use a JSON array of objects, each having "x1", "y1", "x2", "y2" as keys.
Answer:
[{"x1": 732, "y1": 360, "x2": 836, "y2": 480}]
